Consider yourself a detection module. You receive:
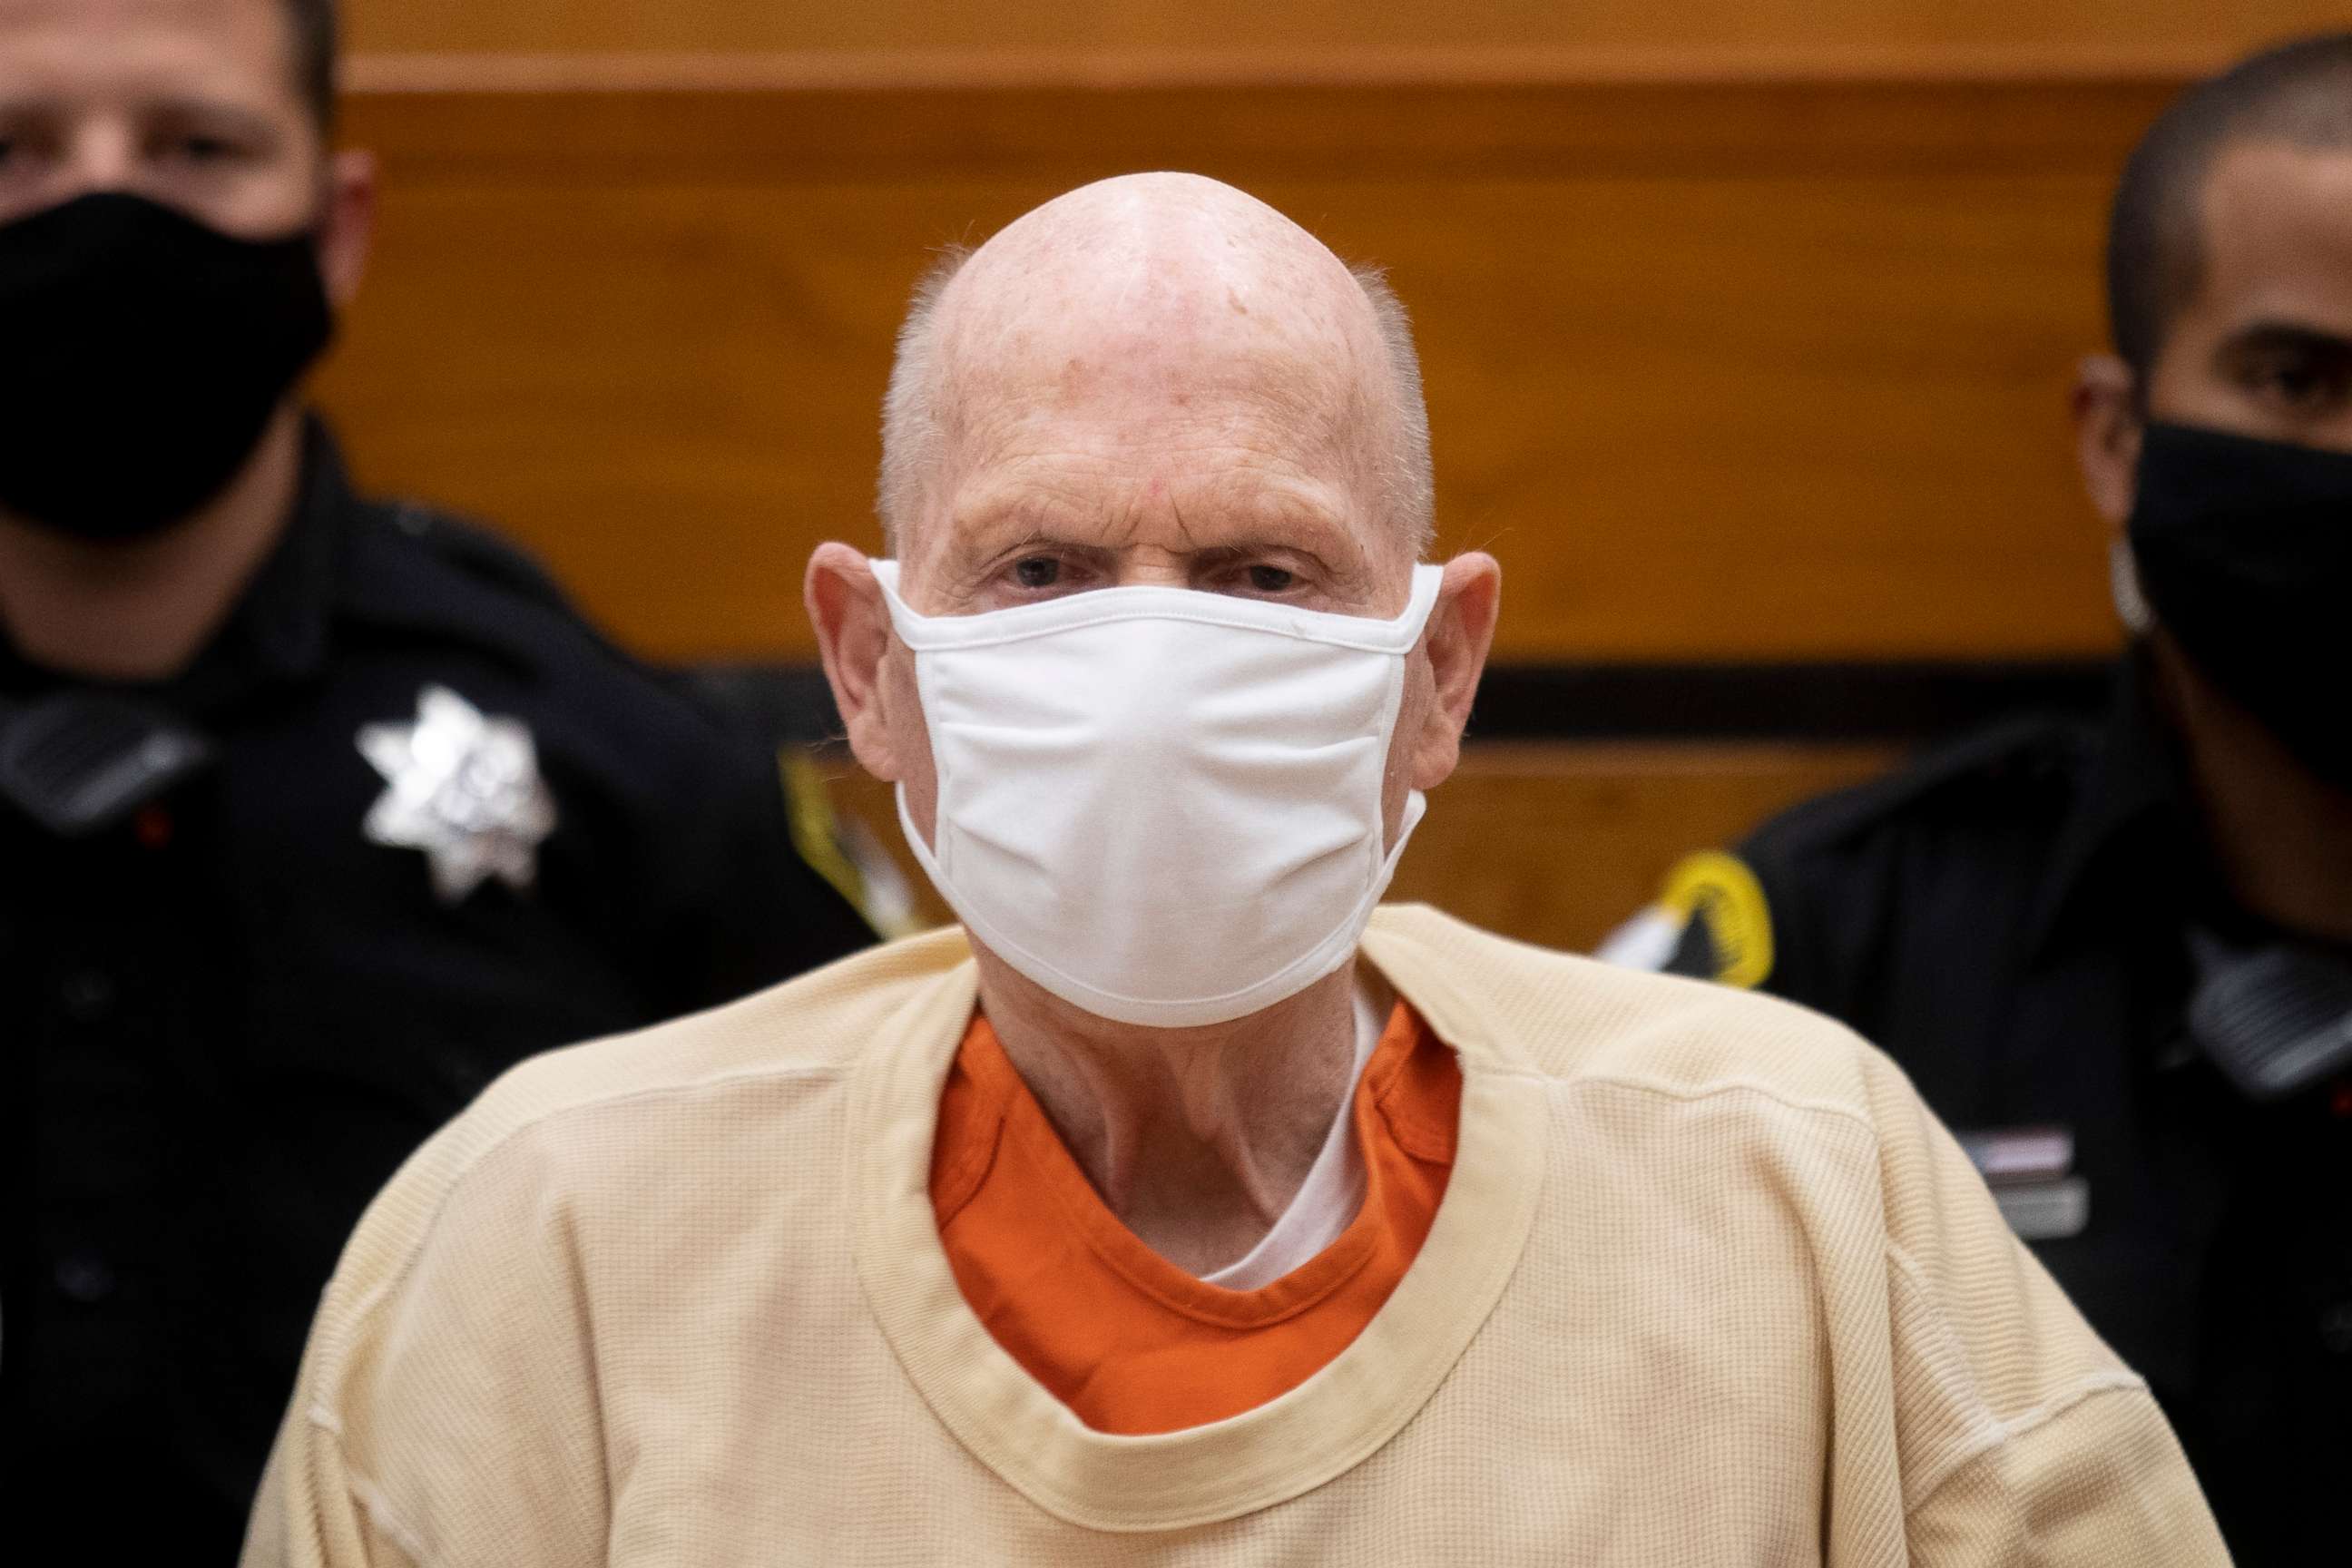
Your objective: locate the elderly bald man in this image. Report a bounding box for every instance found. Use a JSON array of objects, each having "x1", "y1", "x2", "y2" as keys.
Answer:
[{"x1": 245, "y1": 175, "x2": 2223, "y2": 1566}]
